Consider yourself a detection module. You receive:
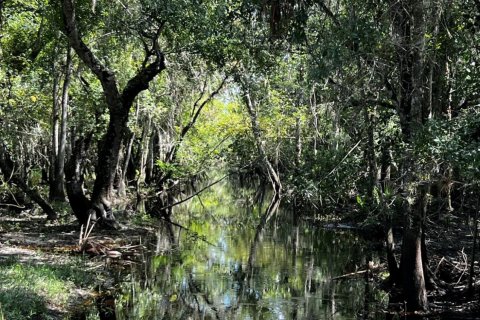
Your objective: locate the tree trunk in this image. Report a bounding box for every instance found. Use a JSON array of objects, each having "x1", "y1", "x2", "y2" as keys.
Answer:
[
  {"x1": 51, "y1": 46, "x2": 72, "y2": 202},
  {"x1": 390, "y1": 0, "x2": 429, "y2": 311},
  {"x1": 61, "y1": 0, "x2": 165, "y2": 225},
  {"x1": 380, "y1": 140, "x2": 400, "y2": 284},
  {"x1": 65, "y1": 134, "x2": 92, "y2": 225},
  {"x1": 117, "y1": 131, "x2": 135, "y2": 197},
  {"x1": 0, "y1": 144, "x2": 57, "y2": 220},
  {"x1": 117, "y1": 104, "x2": 139, "y2": 197},
  {"x1": 295, "y1": 117, "x2": 302, "y2": 166},
  {"x1": 136, "y1": 115, "x2": 152, "y2": 192},
  {"x1": 90, "y1": 111, "x2": 128, "y2": 221},
  {"x1": 365, "y1": 105, "x2": 377, "y2": 200},
  {"x1": 400, "y1": 184, "x2": 428, "y2": 311},
  {"x1": 400, "y1": 221, "x2": 428, "y2": 311},
  {"x1": 243, "y1": 87, "x2": 282, "y2": 196},
  {"x1": 145, "y1": 129, "x2": 155, "y2": 184},
  {"x1": 309, "y1": 85, "x2": 319, "y2": 156},
  {"x1": 49, "y1": 57, "x2": 60, "y2": 200},
  {"x1": 386, "y1": 225, "x2": 400, "y2": 284}
]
